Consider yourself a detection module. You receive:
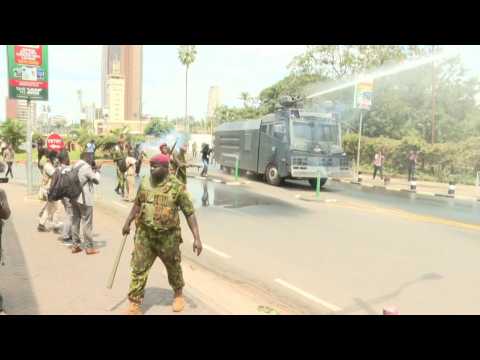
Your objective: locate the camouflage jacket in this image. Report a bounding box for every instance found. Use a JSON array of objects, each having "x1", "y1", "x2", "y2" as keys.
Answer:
[{"x1": 135, "y1": 175, "x2": 195, "y2": 232}]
